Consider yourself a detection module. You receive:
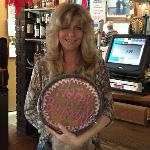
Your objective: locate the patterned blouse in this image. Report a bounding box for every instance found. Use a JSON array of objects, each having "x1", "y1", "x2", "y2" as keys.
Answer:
[{"x1": 24, "y1": 58, "x2": 114, "y2": 150}]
